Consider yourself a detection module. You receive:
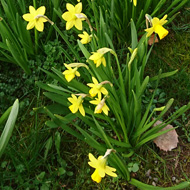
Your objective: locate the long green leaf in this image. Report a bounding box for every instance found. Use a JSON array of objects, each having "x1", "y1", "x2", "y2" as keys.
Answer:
[{"x1": 0, "y1": 99, "x2": 19, "y2": 158}]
